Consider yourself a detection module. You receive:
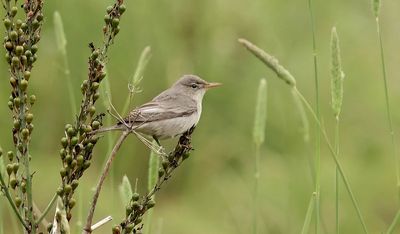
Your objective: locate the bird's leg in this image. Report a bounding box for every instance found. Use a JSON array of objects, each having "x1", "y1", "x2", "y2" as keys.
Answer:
[
  {"x1": 132, "y1": 132, "x2": 167, "y2": 158},
  {"x1": 153, "y1": 136, "x2": 161, "y2": 147}
]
